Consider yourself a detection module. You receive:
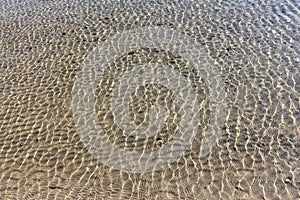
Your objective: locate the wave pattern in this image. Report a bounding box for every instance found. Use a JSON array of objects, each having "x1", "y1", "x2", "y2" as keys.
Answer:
[{"x1": 0, "y1": 0, "x2": 299, "y2": 199}]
